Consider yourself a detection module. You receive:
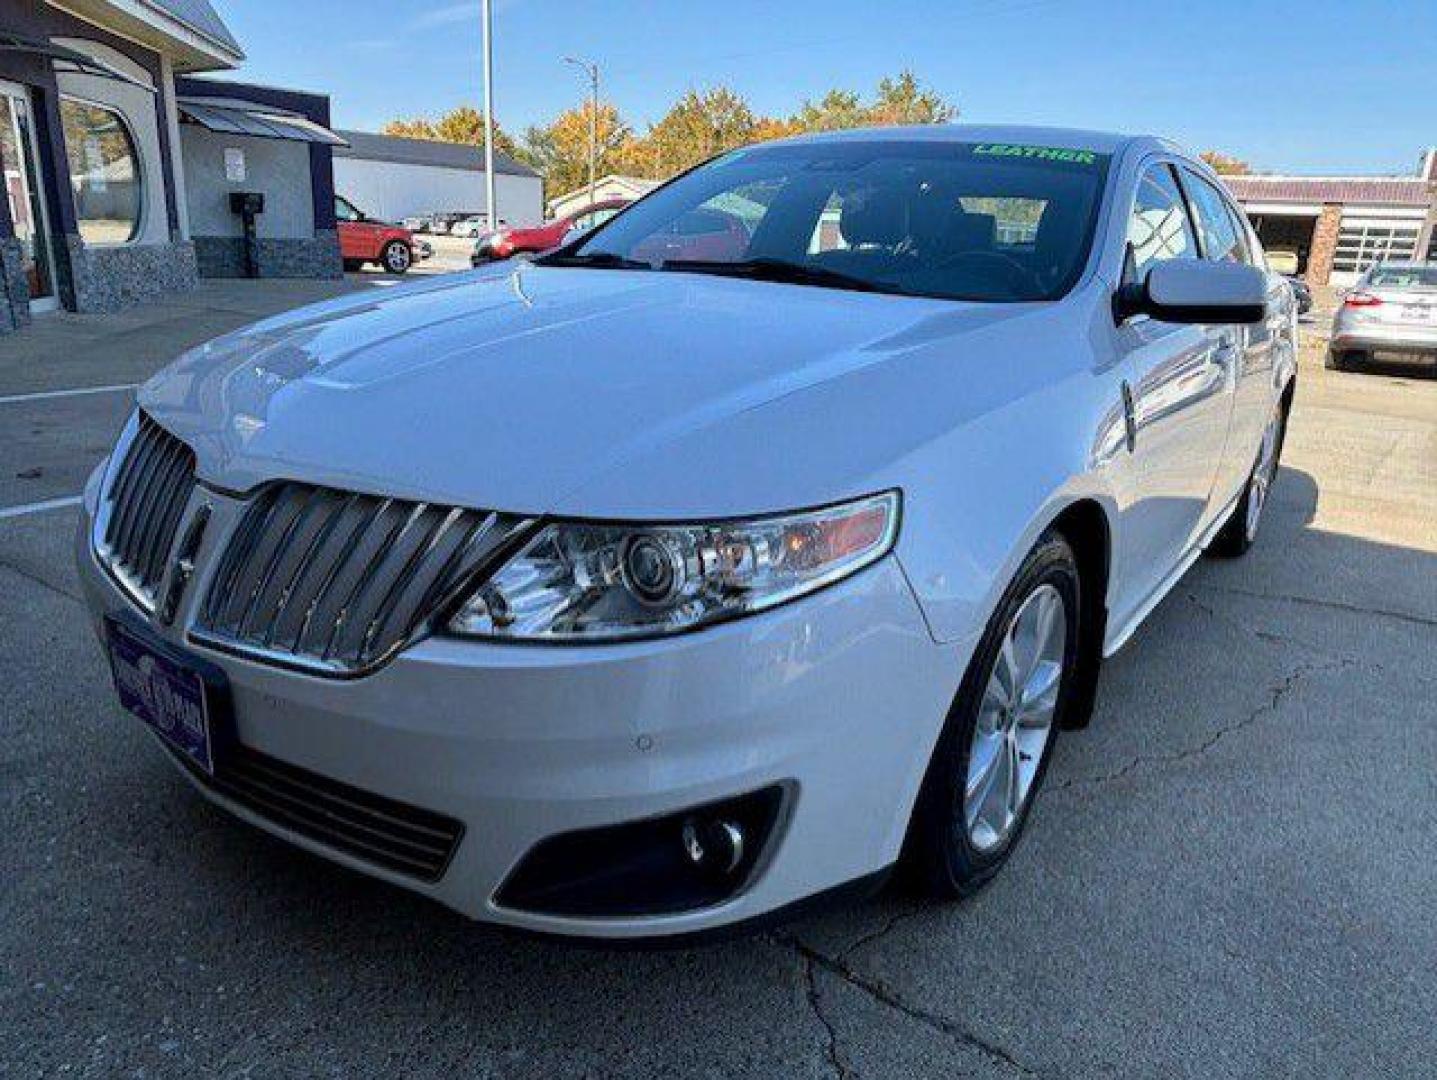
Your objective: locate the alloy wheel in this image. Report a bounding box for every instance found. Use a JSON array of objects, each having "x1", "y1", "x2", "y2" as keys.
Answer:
[
  {"x1": 1244, "y1": 409, "x2": 1283, "y2": 541},
  {"x1": 963, "y1": 583, "x2": 1066, "y2": 852},
  {"x1": 386, "y1": 244, "x2": 411, "y2": 272}
]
